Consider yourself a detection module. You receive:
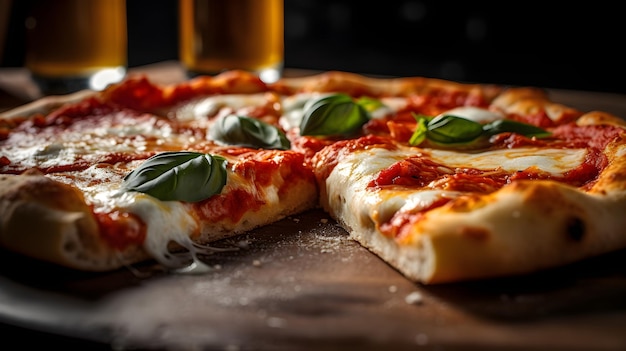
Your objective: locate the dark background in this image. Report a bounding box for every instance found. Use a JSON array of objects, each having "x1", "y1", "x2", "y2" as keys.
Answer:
[{"x1": 2, "y1": 0, "x2": 625, "y2": 94}]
